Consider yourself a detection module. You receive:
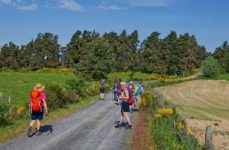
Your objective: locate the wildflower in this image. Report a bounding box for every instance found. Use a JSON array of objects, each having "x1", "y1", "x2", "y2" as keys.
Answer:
[
  {"x1": 188, "y1": 128, "x2": 193, "y2": 136},
  {"x1": 177, "y1": 121, "x2": 185, "y2": 130},
  {"x1": 154, "y1": 113, "x2": 162, "y2": 119},
  {"x1": 158, "y1": 108, "x2": 173, "y2": 117},
  {"x1": 16, "y1": 107, "x2": 25, "y2": 115}
]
